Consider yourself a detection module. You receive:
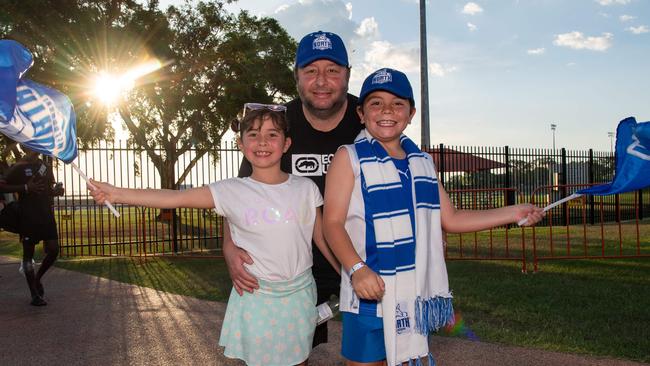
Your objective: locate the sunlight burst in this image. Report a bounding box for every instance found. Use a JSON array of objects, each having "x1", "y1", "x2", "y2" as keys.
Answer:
[{"x1": 92, "y1": 60, "x2": 162, "y2": 106}]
